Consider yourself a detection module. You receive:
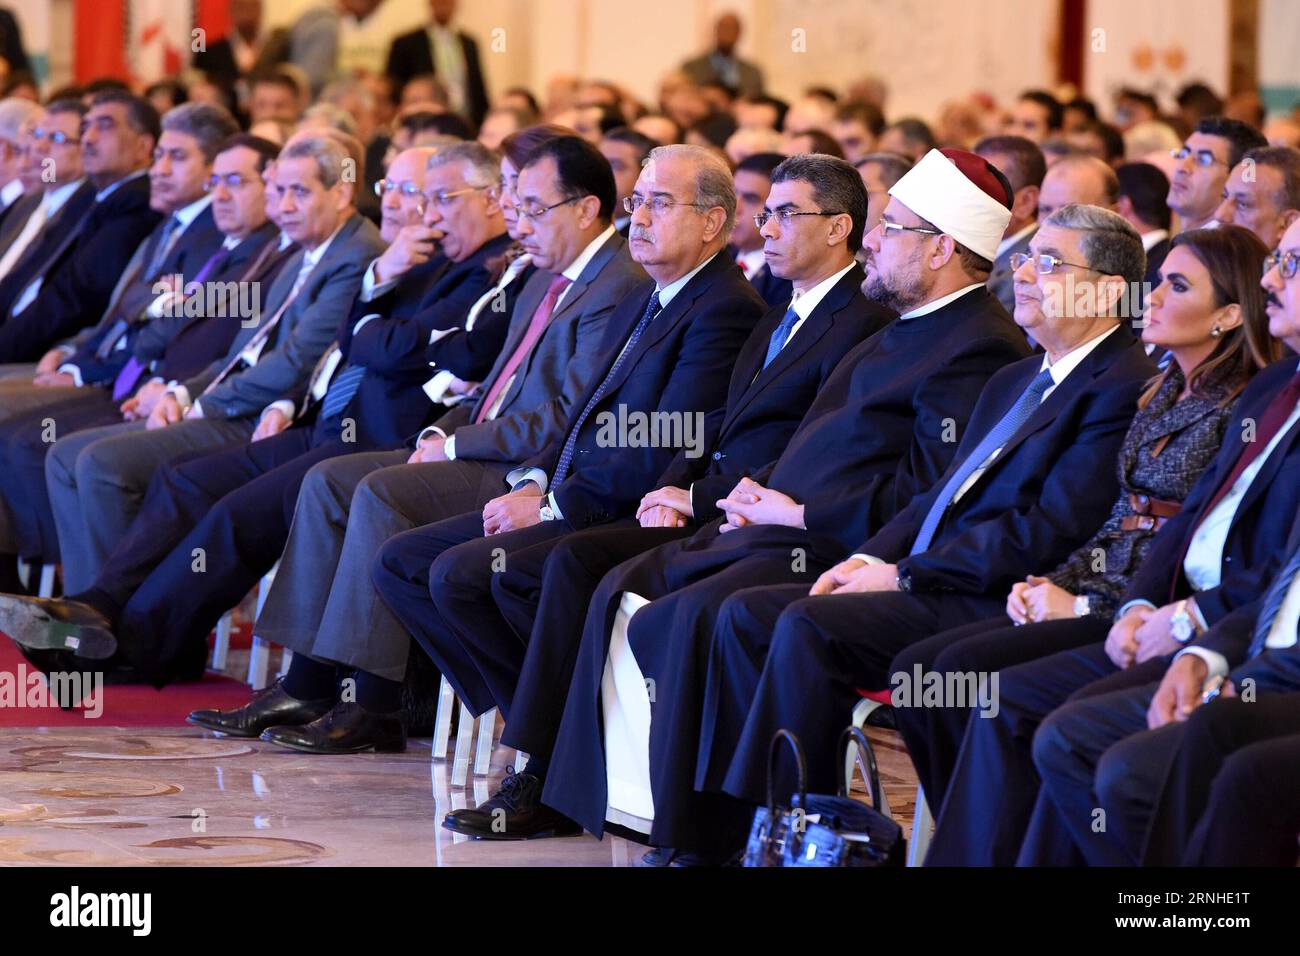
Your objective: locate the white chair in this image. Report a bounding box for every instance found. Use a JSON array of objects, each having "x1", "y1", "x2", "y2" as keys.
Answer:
[
  {"x1": 849, "y1": 690, "x2": 933, "y2": 867},
  {"x1": 15, "y1": 559, "x2": 57, "y2": 598},
  {"x1": 430, "y1": 675, "x2": 526, "y2": 786},
  {"x1": 209, "y1": 563, "x2": 287, "y2": 689}
]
